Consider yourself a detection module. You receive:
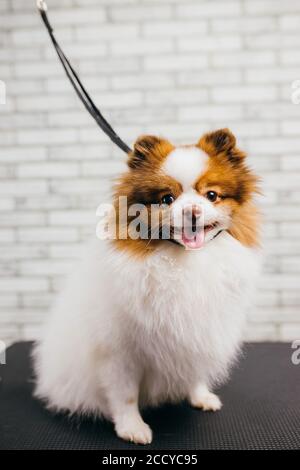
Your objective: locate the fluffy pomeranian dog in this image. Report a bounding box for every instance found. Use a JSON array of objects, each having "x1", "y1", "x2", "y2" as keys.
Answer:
[{"x1": 33, "y1": 128, "x2": 260, "y2": 445}]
